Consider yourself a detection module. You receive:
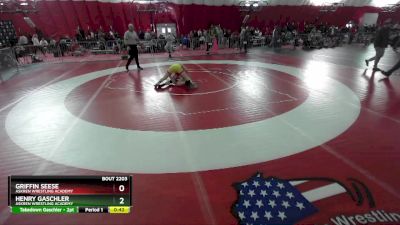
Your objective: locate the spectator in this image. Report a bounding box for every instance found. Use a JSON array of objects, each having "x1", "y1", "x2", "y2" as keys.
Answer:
[
  {"x1": 225, "y1": 29, "x2": 231, "y2": 48},
  {"x1": 240, "y1": 27, "x2": 246, "y2": 49},
  {"x1": 193, "y1": 30, "x2": 199, "y2": 49},
  {"x1": 151, "y1": 31, "x2": 157, "y2": 39},
  {"x1": 217, "y1": 25, "x2": 223, "y2": 45},
  {"x1": 139, "y1": 30, "x2": 145, "y2": 40},
  {"x1": 182, "y1": 35, "x2": 190, "y2": 49},
  {"x1": 97, "y1": 26, "x2": 105, "y2": 42},
  {"x1": 18, "y1": 34, "x2": 28, "y2": 45},
  {"x1": 164, "y1": 33, "x2": 175, "y2": 58},
  {"x1": 40, "y1": 38, "x2": 49, "y2": 54},
  {"x1": 32, "y1": 34, "x2": 45, "y2": 55},
  {"x1": 90, "y1": 31, "x2": 95, "y2": 40},
  {"x1": 76, "y1": 26, "x2": 84, "y2": 41},
  {"x1": 40, "y1": 38, "x2": 48, "y2": 47},
  {"x1": 109, "y1": 25, "x2": 116, "y2": 39},
  {"x1": 49, "y1": 38, "x2": 56, "y2": 46},
  {"x1": 243, "y1": 27, "x2": 251, "y2": 53},
  {"x1": 271, "y1": 26, "x2": 281, "y2": 48},
  {"x1": 189, "y1": 31, "x2": 194, "y2": 49},
  {"x1": 59, "y1": 38, "x2": 67, "y2": 56},
  {"x1": 35, "y1": 28, "x2": 44, "y2": 40},
  {"x1": 199, "y1": 34, "x2": 205, "y2": 48},
  {"x1": 144, "y1": 31, "x2": 151, "y2": 40},
  {"x1": 205, "y1": 30, "x2": 213, "y2": 54}
]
